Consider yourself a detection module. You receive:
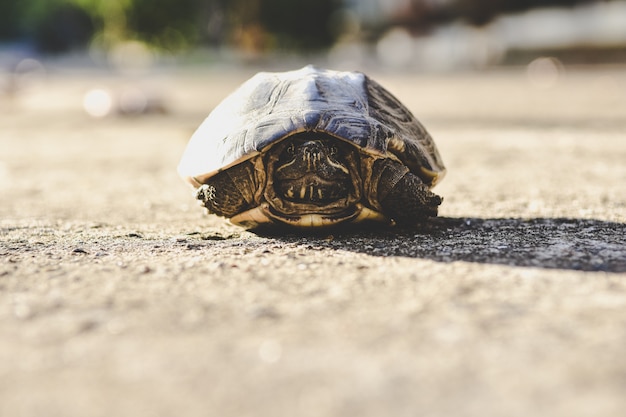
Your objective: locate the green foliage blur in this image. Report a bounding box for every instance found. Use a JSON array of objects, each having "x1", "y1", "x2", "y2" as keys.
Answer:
[
  {"x1": 0, "y1": 0, "x2": 342, "y2": 54},
  {"x1": 259, "y1": 0, "x2": 342, "y2": 50}
]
